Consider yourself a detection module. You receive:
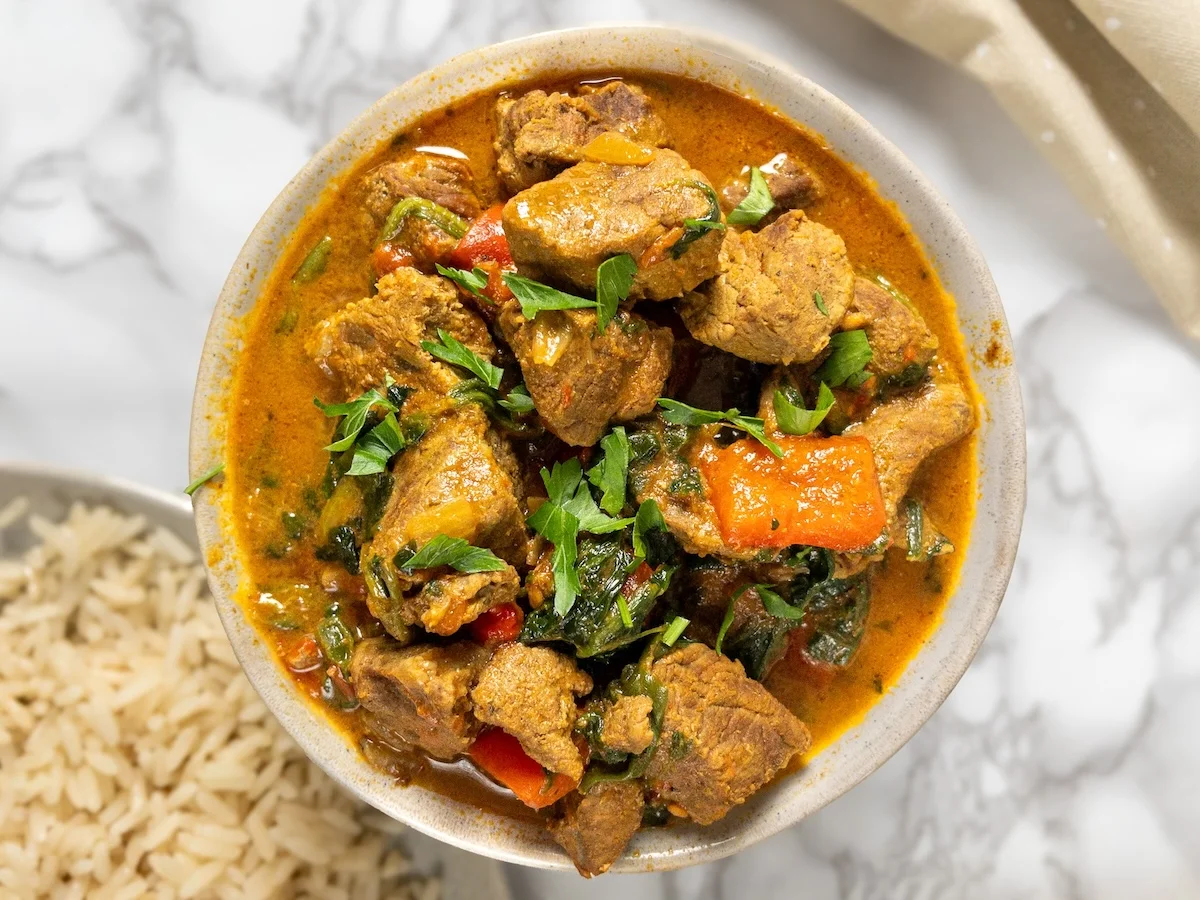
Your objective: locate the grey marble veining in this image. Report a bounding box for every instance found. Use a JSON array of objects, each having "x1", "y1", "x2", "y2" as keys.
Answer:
[{"x1": 1, "y1": 1, "x2": 1197, "y2": 897}]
